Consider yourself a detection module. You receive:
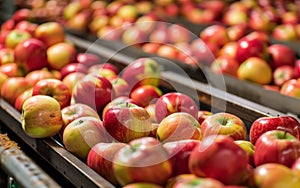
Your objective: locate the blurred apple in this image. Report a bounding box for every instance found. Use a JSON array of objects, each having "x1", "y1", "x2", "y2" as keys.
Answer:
[
  {"x1": 200, "y1": 24, "x2": 229, "y2": 48},
  {"x1": 5, "y1": 29, "x2": 31, "y2": 49},
  {"x1": 168, "y1": 24, "x2": 192, "y2": 44},
  {"x1": 117, "y1": 4, "x2": 138, "y2": 22},
  {"x1": 234, "y1": 140, "x2": 255, "y2": 167},
  {"x1": 272, "y1": 24, "x2": 298, "y2": 41},
  {"x1": 121, "y1": 25, "x2": 147, "y2": 46},
  {"x1": 0, "y1": 48, "x2": 14, "y2": 65},
  {"x1": 63, "y1": 2, "x2": 82, "y2": 20},
  {"x1": 25, "y1": 68, "x2": 57, "y2": 86},
  {"x1": 197, "y1": 110, "x2": 213, "y2": 124},
  {"x1": 34, "y1": 22, "x2": 65, "y2": 47},
  {"x1": 14, "y1": 20, "x2": 38, "y2": 36},
  {"x1": 294, "y1": 59, "x2": 300, "y2": 78},
  {"x1": 77, "y1": 53, "x2": 101, "y2": 68},
  {"x1": 110, "y1": 77, "x2": 130, "y2": 98},
  {"x1": 14, "y1": 87, "x2": 33, "y2": 112},
  {"x1": 0, "y1": 63, "x2": 24, "y2": 77},
  {"x1": 211, "y1": 56, "x2": 239, "y2": 77},
  {"x1": 0, "y1": 72, "x2": 8, "y2": 94},
  {"x1": 172, "y1": 177, "x2": 224, "y2": 188},
  {"x1": 218, "y1": 42, "x2": 238, "y2": 59},
  {"x1": 66, "y1": 10, "x2": 92, "y2": 32},
  {"x1": 280, "y1": 79, "x2": 300, "y2": 99},
  {"x1": 273, "y1": 65, "x2": 295, "y2": 86},
  {"x1": 268, "y1": 44, "x2": 296, "y2": 69},
  {"x1": 12, "y1": 8, "x2": 33, "y2": 23}
]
